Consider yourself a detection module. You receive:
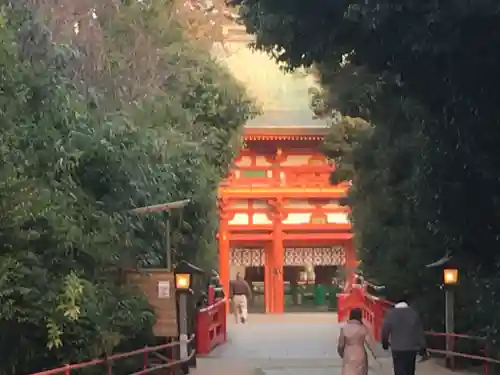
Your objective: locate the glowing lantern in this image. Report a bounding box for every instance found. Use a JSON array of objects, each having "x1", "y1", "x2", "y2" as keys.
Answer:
[{"x1": 443, "y1": 268, "x2": 458, "y2": 285}]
